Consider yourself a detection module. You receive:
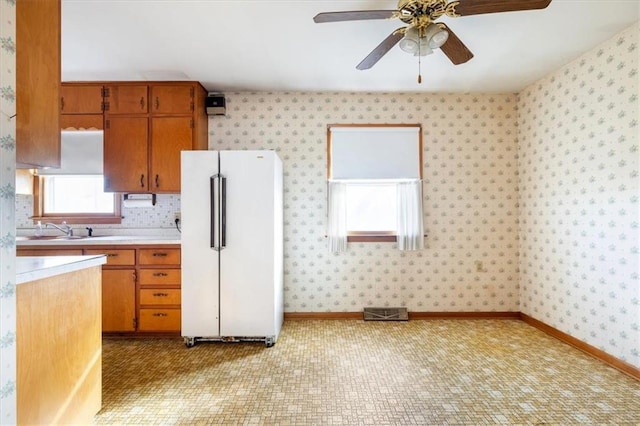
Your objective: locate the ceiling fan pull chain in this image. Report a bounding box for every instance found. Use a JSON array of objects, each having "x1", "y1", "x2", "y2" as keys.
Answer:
[{"x1": 417, "y1": 34, "x2": 422, "y2": 84}]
